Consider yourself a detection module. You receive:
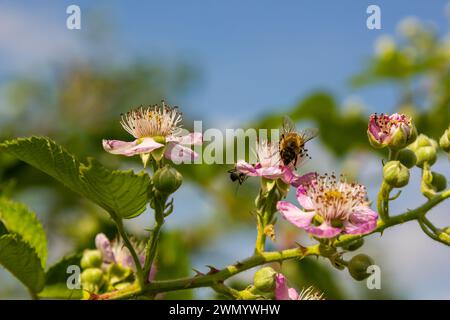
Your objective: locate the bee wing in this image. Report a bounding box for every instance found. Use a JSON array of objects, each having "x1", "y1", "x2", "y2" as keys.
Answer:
[
  {"x1": 300, "y1": 128, "x2": 319, "y2": 143},
  {"x1": 281, "y1": 116, "x2": 296, "y2": 135}
]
